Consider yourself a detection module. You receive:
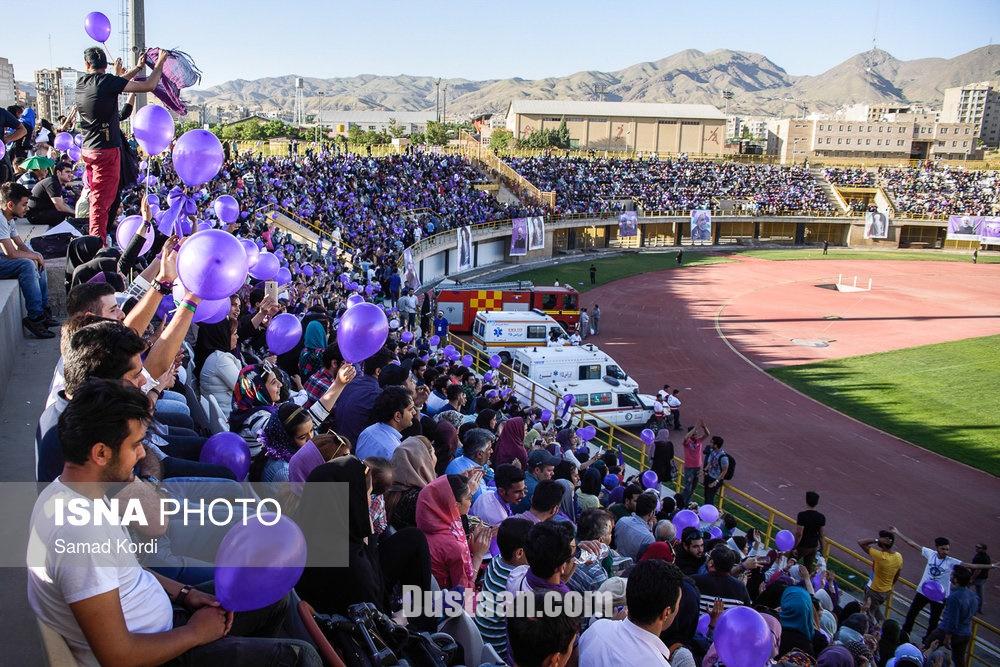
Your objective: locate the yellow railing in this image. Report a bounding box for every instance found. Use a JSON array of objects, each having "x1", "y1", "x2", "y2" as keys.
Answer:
[
  {"x1": 253, "y1": 202, "x2": 356, "y2": 258},
  {"x1": 235, "y1": 140, "x2": 401, "y2": 158},
  {"x1": 458, "y1": 131, "x2": 557, "y2": 211},
  {"x1": 441, "y1": 333, "x2": 998, "y2": 666}
]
